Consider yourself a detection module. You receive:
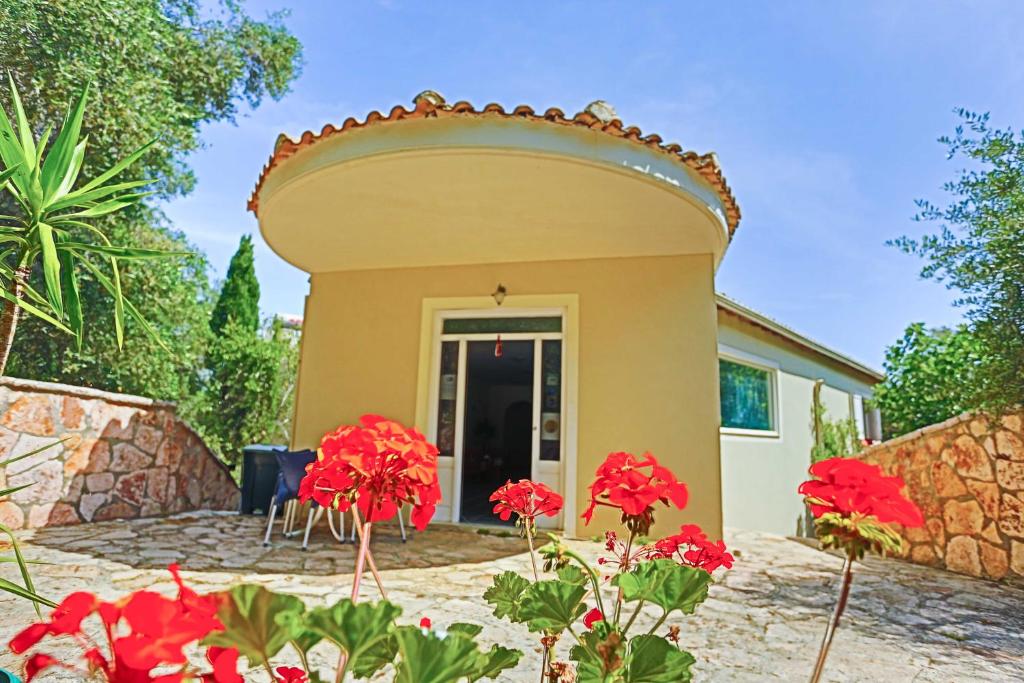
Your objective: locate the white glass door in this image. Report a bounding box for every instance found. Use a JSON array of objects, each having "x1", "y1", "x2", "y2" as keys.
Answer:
[{"x1": 428, "y1": 311, "x2": 564, "y2": 528}]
